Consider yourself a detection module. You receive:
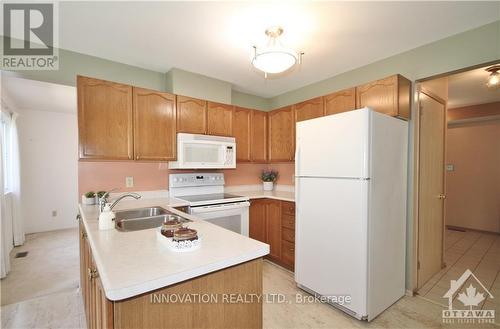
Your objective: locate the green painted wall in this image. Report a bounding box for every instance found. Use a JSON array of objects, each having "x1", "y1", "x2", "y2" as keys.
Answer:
[
  {"x1": 231, "y1": 90, "x2": 271, "y2": 110},
  {"x1": 166, "y1": 68, "x2": 232, "y2": 104},
  {"x1": 1, "y1": 37, "x2": 166, "y2": 91}
]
